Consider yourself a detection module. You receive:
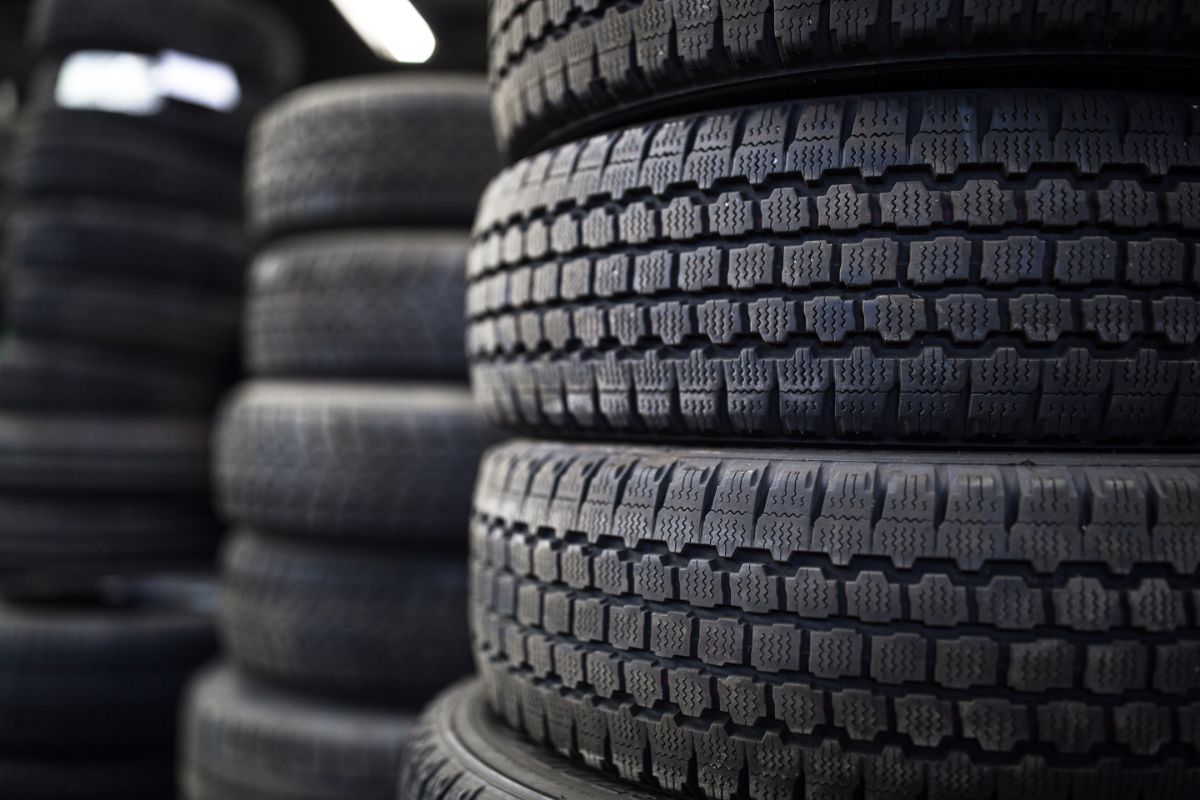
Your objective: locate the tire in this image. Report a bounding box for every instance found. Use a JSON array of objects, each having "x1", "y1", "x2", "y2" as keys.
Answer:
[
  {"x1": 183, "y1": 665, "x2": 414, "y2": 800},
  {"x1": 11, "y1": 109, "x2": 243, "y2": 213},
  {"x1": 0, "y1": 414, "x2": 209, "y2": 492},
  {"x1": 7, "y1": 271, "x2": 241, "y2": 363},
  {"x1": 215, "y1": 381, "x2": 500, "y2": 545},
  {"x1": 219, "y1": 533, "x2": 472, "y2": 702},
  {"x1": 470, "y1": 440, "x2": 1200, "y2": 799},
  {"x1": 489, "y1": 0, "x2": 1200, "y2": 158},
  {"x1": 5, "y1": 199, "x2": 247, "y2": 291},
  {"x1": 0, "y1": 339, "x2": 222, "y2": 413},
  {"x1": 0, "y1": 598, "x2": 214, "y2": 754},
  {"x1": 246, "y1": 75, "x2": 498, "y2": 238},
  {"x1": 401, "y1": 680, "x2": 669, "y2": 800},
  {"x1": 247, "y1": 231, "x2": 469, "y2": 380},
  {"x1": 468, "y1": 89, "x2": 1200, "y2": 447},
  {"x1": 27, "y1": 0, "x2": 302, "y2": 95},
  {"x1": 0, "y1": 758, "x2": 174, "y2": 800},
  {"x1": 0, "y1": 496, "x2": 218, "y2": 586}
]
